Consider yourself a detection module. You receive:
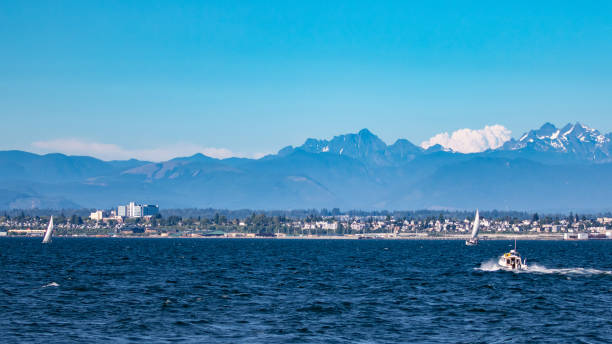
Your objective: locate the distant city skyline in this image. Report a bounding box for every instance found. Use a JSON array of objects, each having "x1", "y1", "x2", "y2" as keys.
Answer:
[{"x1": 2, "y1": 1, "x2": 612, "y2": 160}]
